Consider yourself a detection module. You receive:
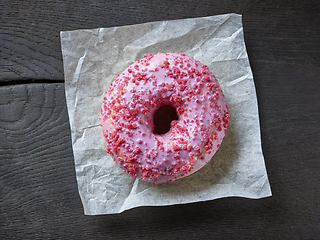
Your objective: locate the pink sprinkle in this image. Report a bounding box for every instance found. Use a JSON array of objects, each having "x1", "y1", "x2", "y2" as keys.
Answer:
[
  {"x1": 173, "y1": 144, "x2": 181, "y2": 151},
  {"x1": 171, "y1": 120, "x2": 177, "y2": 127},
  {"x1": 194, "y1": 146, "x2": 200, "y2": 151}
]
